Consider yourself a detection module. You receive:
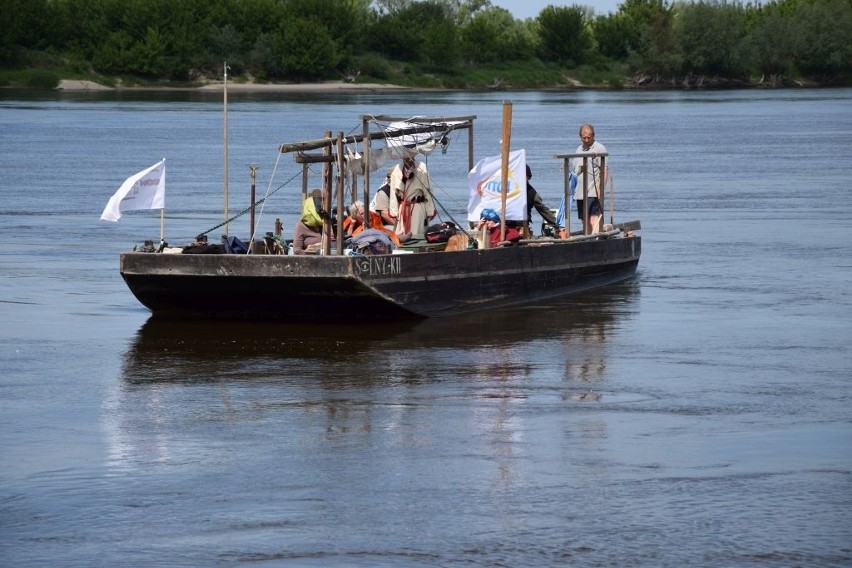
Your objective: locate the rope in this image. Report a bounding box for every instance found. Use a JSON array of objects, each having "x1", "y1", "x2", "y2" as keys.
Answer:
[{"x1": 198, "y1": 161, "x2": 302, "y2": 239}]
